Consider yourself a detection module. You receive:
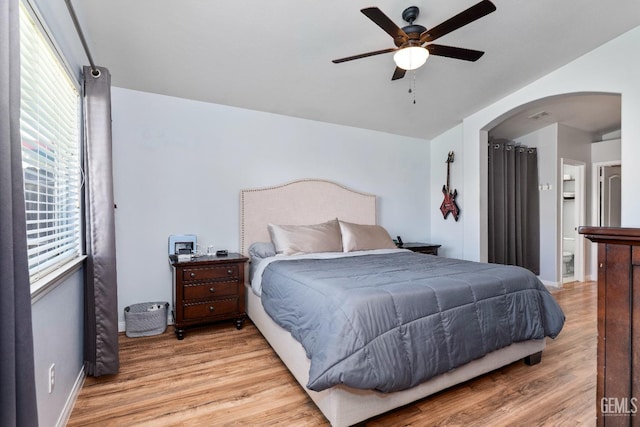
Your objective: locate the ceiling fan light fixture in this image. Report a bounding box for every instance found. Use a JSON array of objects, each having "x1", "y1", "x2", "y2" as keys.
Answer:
[{"x1": 393, "y1": 46, "x2": 429, "y2": 70}]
